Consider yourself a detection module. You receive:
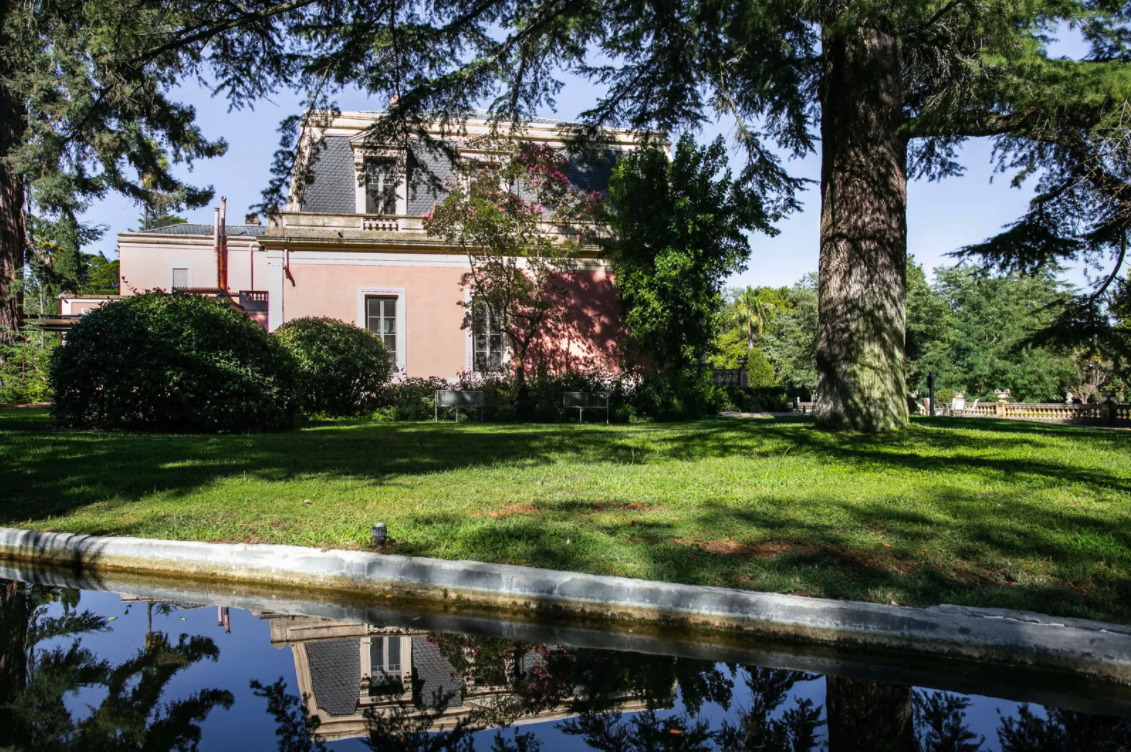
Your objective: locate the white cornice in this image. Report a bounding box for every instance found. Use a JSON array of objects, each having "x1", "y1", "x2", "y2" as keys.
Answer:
[{"x1": 313, "y1": 111, "x2": 668, "y2": 149}]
